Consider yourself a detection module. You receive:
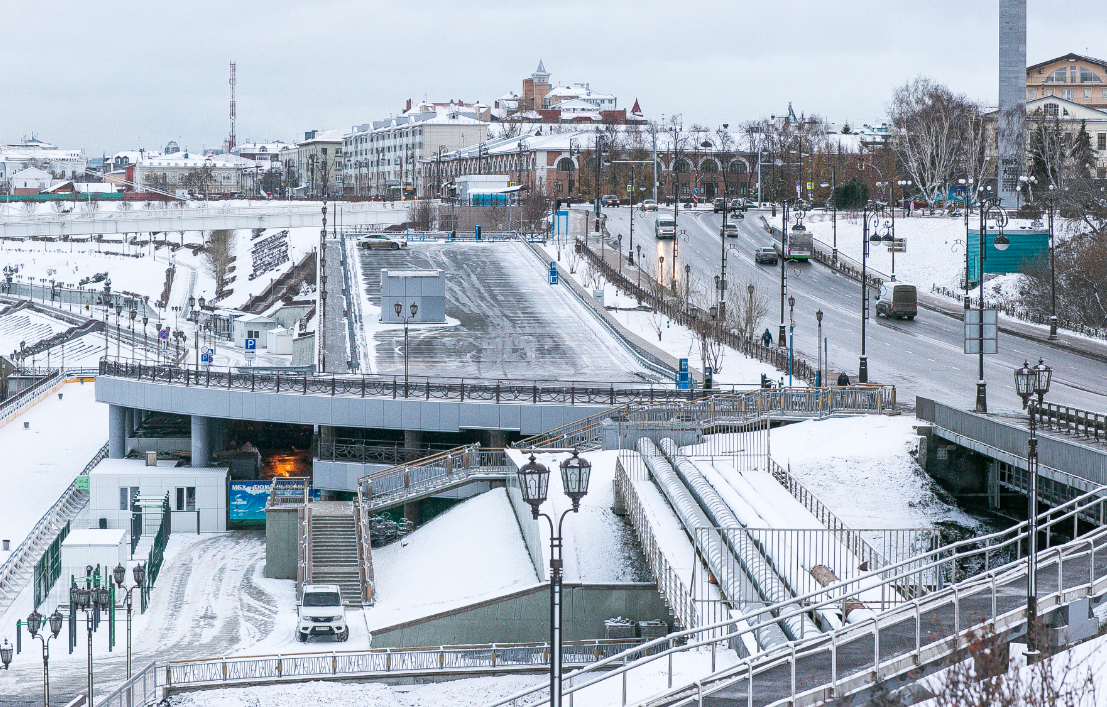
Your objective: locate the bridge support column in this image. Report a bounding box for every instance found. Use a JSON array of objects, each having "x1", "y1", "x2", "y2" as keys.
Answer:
[
  {"x1": 484, "y1": 430, "x2": 507, "y2": 449},
  {"x1": 124, "y1": 407, "x2": 135, "y2": 437},
  {"x1": 987, "y1": 461, "x2": 1001, "y2": 509},
  {"x1": 403, "y1": 499, "x2": 422, "y2": 525},
  {"x1": 108, "y1": 404, "x2": 127, "y2": 459},
  {"x1": 403, "y1": 430, "x2": 422, "y2": 450},
  {"x1": 191, "y1": 415, "x2": 212, "y2": 468}
]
